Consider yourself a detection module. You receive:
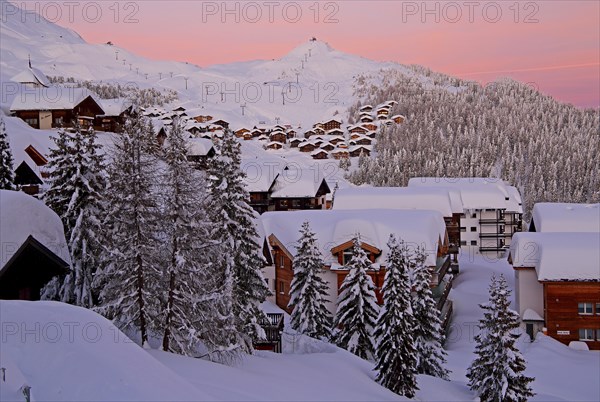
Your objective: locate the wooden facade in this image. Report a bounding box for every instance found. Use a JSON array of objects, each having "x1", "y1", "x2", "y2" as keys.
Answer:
[
  {"x1": 14, "y1": 96, "x2": 104, "y2": 130},
  {"x1": 322, "y1": 119, "x2": 342, "y2": 131},
  {"x1": 0, "y1": 236, "x2": 69, "y2": 301},
  {"x1": 543, "y1": 282, "x2": 600, "y2": 350}
]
